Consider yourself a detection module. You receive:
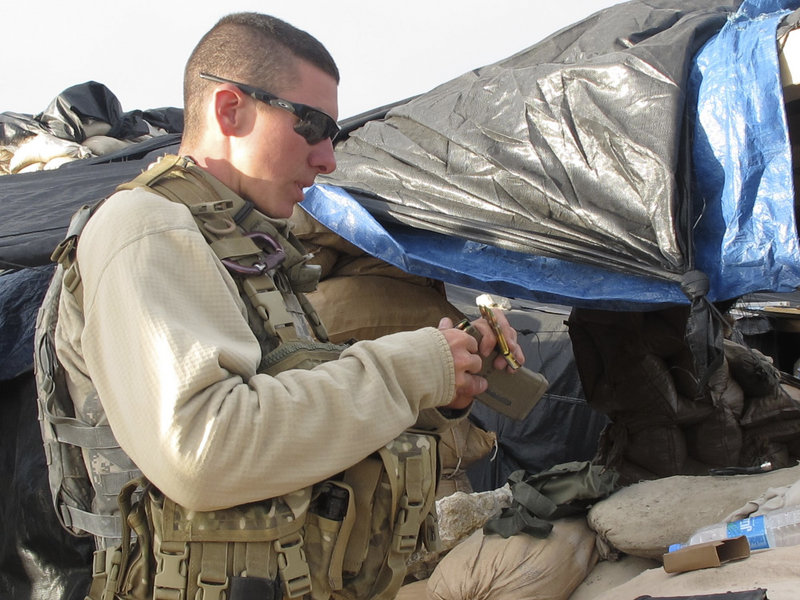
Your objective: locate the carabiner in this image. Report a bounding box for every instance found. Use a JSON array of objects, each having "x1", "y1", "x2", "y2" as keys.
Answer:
[{"x1": 221, "y1": 231, "x2": 286, "y2": 275}]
